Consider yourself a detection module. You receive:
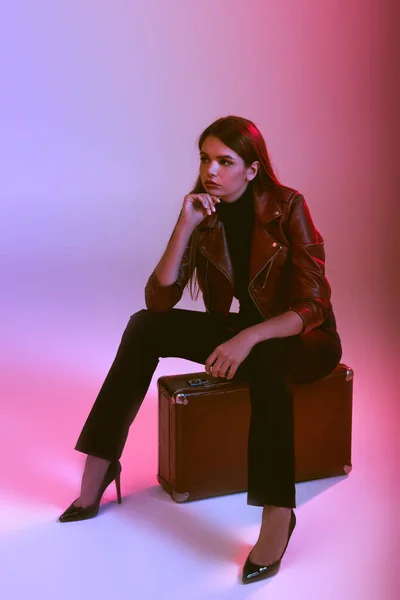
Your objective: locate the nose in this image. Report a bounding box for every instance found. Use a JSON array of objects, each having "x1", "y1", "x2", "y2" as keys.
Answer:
[{"x1": 208, "y1": 164, "x2": 218, "y2": 178}]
